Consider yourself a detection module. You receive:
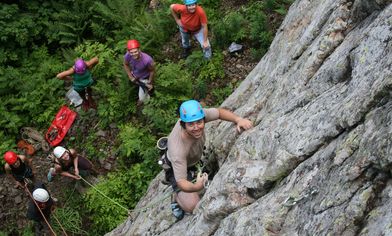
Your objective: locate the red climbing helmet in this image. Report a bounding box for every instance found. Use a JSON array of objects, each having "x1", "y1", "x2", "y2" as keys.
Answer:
[
  {"x1": 127, "y1": 39, "x2": 140, "y2": 50},
  {"x1": 4, "y1": 151, "x2": 18, "y2": 165}
]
